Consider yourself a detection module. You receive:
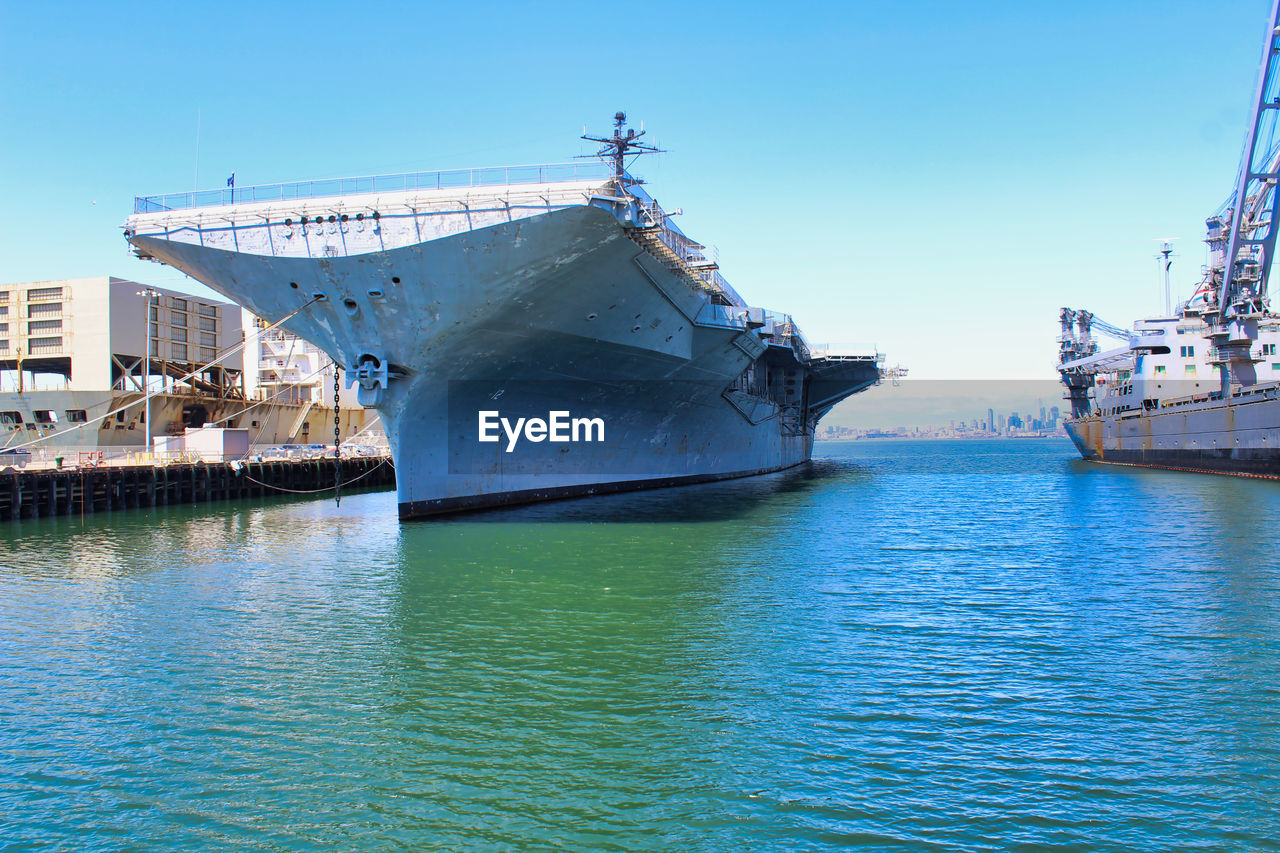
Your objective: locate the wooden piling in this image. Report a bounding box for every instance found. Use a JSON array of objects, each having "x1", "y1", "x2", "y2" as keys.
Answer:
[{"x1": 0, "y1": 456, "x2": 394, "y2": 522}]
